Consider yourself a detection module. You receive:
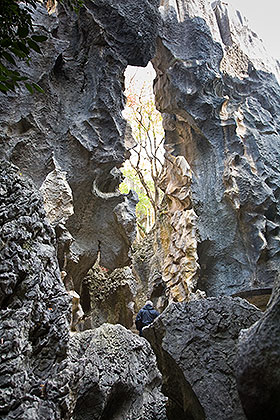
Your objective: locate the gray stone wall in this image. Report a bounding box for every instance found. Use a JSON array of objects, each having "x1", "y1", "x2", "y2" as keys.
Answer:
[{"x1": 153, "y1": 0, "x2": 280, "y2": 298}]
